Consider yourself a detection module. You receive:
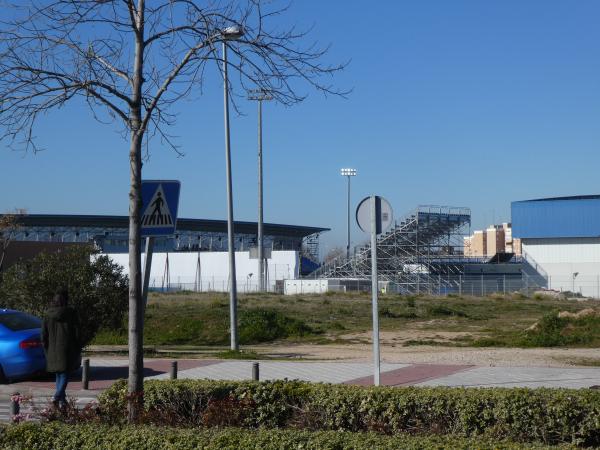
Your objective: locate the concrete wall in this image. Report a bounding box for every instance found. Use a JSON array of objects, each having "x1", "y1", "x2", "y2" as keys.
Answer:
[
  {"x1": 522, "y1": 238, "x2": 600, "y2": 297},
  {"x1": 104, "y1": 250, "x2": 299, "y2": 293}
]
